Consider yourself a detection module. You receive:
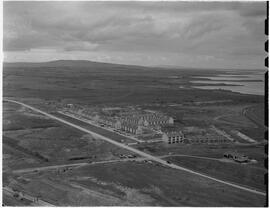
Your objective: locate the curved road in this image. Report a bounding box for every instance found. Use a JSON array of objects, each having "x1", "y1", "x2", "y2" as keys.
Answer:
[{"x1": 4, "y1": 98, "x2": 266, "y2": 196}]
